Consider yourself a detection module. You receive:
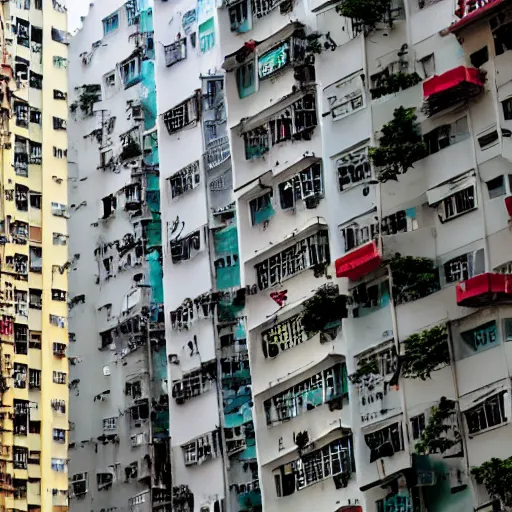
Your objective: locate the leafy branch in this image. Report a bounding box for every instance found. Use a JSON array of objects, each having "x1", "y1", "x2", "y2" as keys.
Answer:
[
  {"x1": 336, "y1": 0, "x2": 391, "y2": 33},
  {"x1": 301, "y1": 284, "x2": 347, "y2": 337},
  {"x1": 370, "y1": 71, "x2": 422, "y2": 100},
  {"x1": 369, "y1": 106, "x2": 427, "y2": 183},
  {"x1": 349, "y1": 358, "x2": 379, "y2": 384},
  {"x1": 415, "y1": 397, "x2": 460, "y2": 455},
  {"x1": 472, "y1": 457, "x2": 512, "y2": 509},
  {"x1": 390, "y1": 253, "x2": 440, "y2": 305},
  {"x1": 401, "y1": 325, "x2": 449, "y2": 380}
]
